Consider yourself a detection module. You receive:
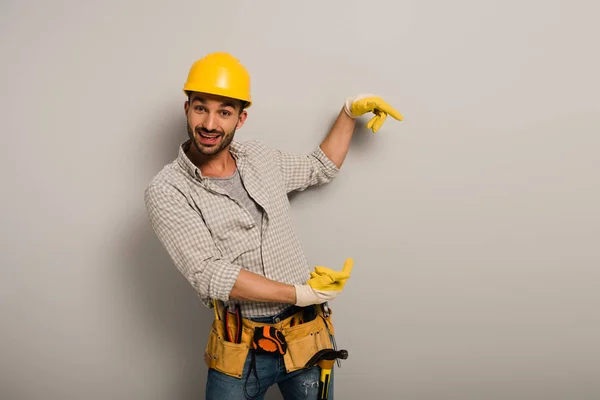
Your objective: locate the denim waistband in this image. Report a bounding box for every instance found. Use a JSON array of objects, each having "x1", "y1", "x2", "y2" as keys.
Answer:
[{"x1": 247, "y1": 304, "x2": 316, "y2": 324}]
